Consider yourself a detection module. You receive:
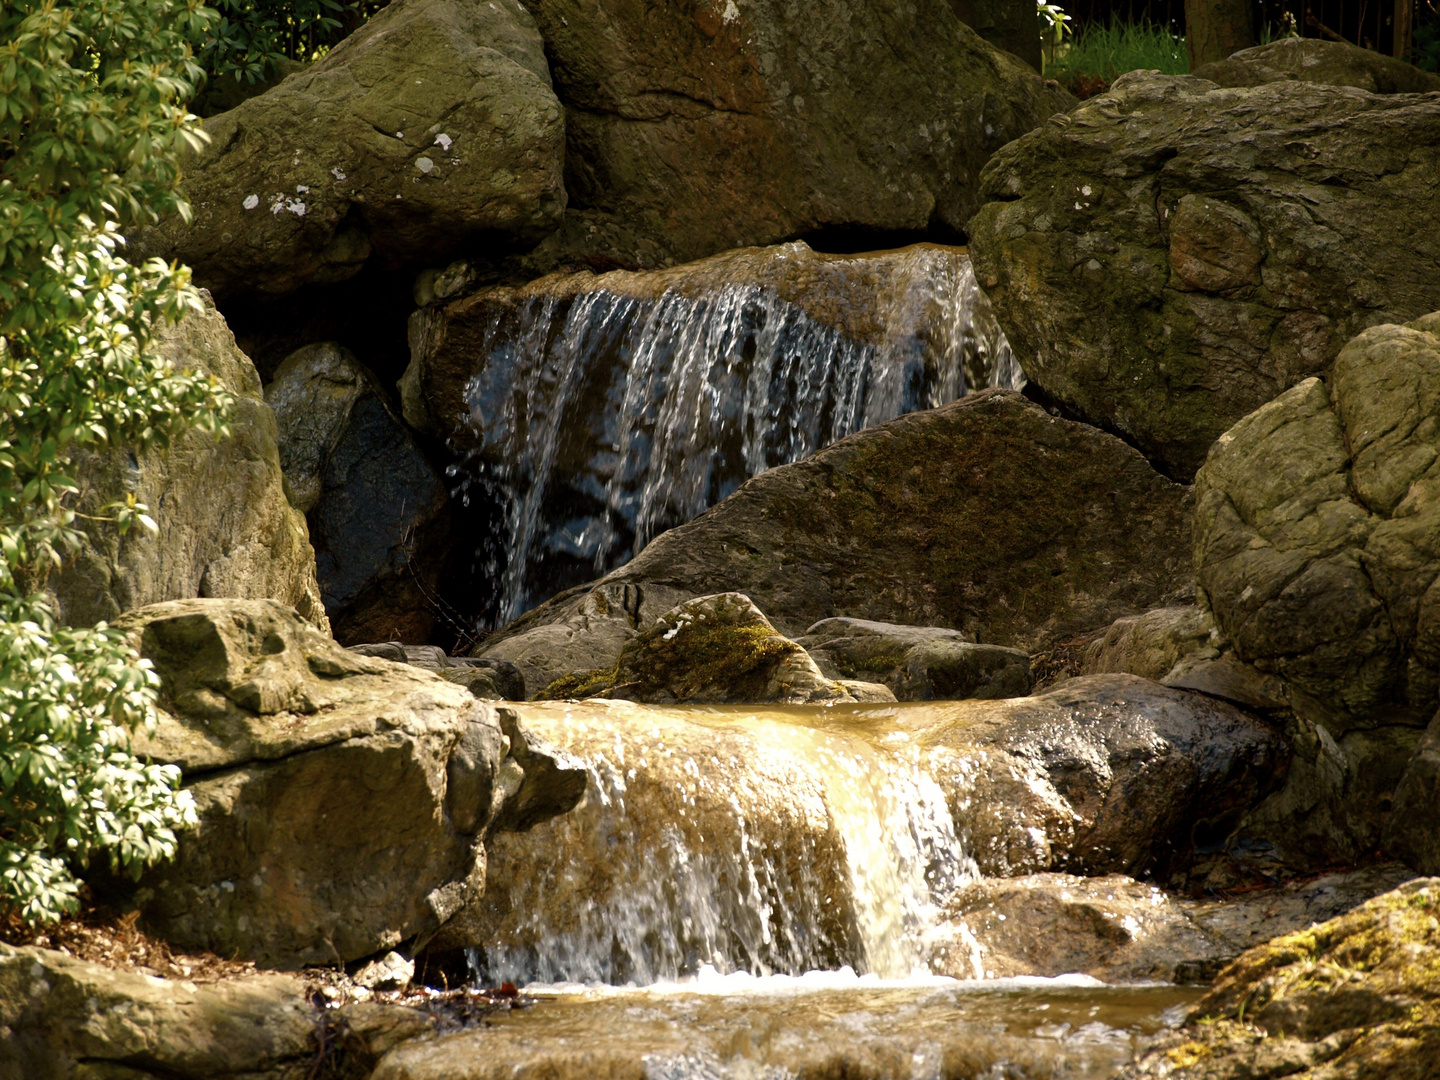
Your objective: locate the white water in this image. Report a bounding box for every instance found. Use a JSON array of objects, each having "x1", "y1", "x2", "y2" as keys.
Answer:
[
  {"x1": 450, "y1": 247, "x2": 1017, "y2": 624},
  {"x1": 474, "y1": 703, "x2": 979, "y2": 987}
]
